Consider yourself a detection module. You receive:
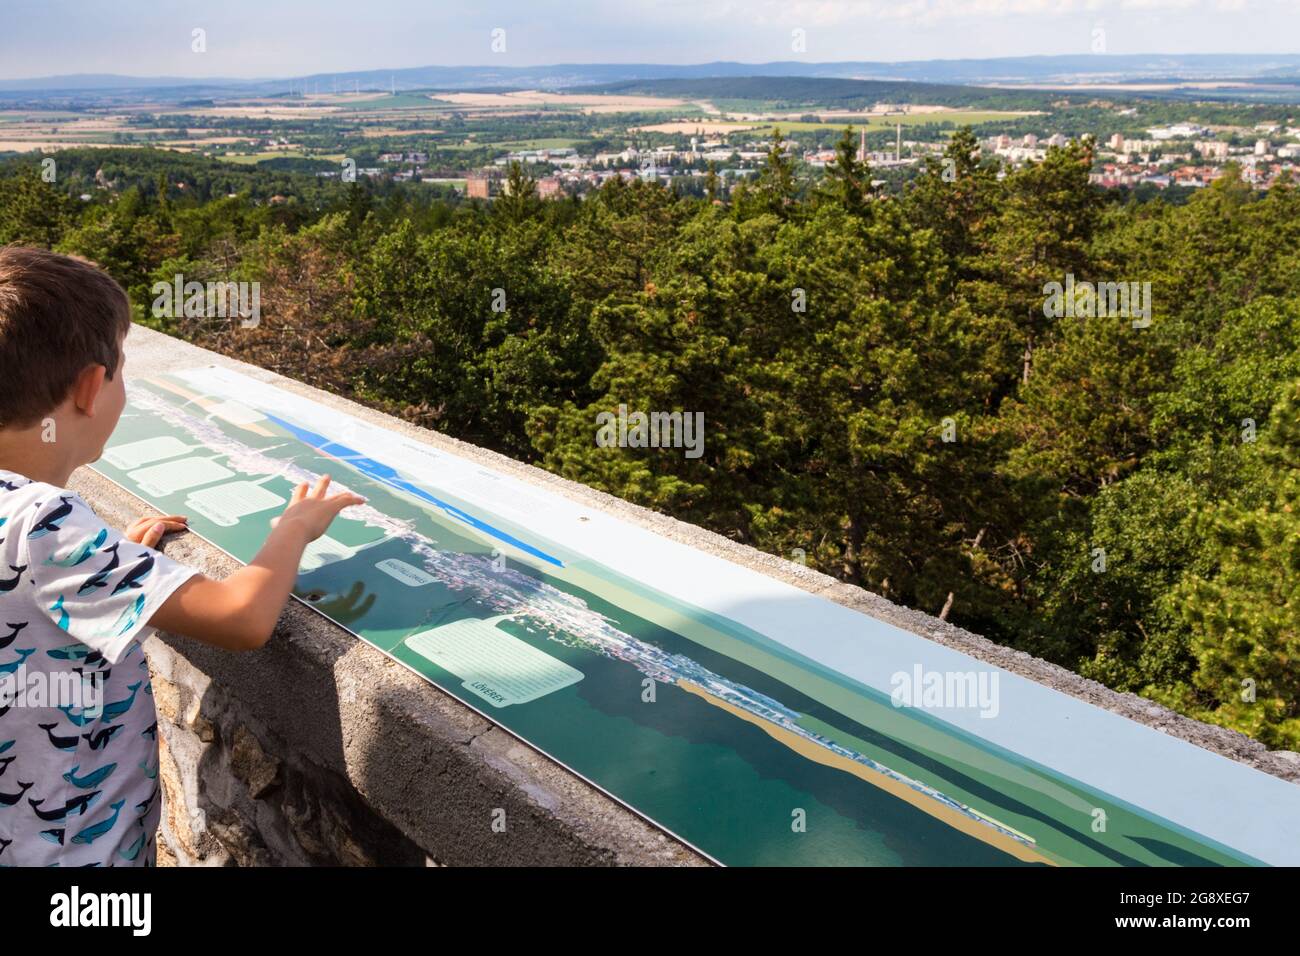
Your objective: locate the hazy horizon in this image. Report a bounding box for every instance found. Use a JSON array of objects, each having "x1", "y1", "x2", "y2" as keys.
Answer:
[
  {"x1": 10, "y1": 51, "x2": 1300, "y2": 86},
  {"x1": 3, "y1": 0, "x2": 1299, "y2": 82}
]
